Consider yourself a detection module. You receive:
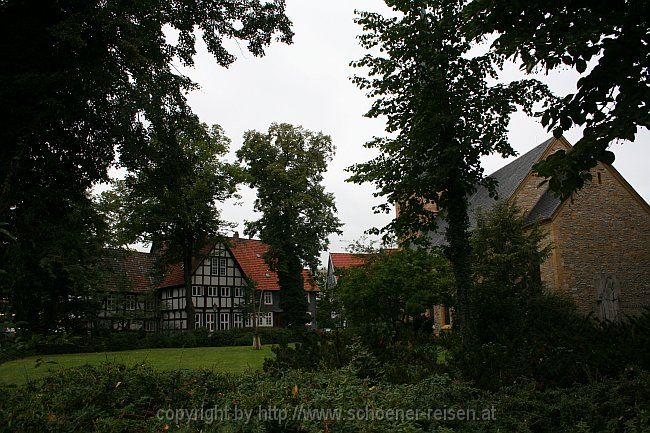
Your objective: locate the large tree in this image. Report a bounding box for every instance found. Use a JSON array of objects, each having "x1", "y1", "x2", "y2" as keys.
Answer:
[
  {"x1": 348, "y1": 0, "x2": 547, "y2": 339},
  {"x1": 237, "y1": 123, "x2": 342, "y2": 328},
  {"x1": 0, "y1": 0, "x2": 292, "y2": 217},
  {"x1": 0, "y1": 0, "x2": 292, "y2": 333},
  {"x1": 463, "y1": 0, "x2": 649, "y2": 197},
  {"x1": 102, "y1": 117, "x2": 239, "y2": 330}
]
